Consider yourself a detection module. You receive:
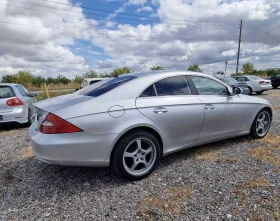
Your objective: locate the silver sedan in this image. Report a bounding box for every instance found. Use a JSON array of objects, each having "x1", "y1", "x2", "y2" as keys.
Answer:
[
  {"x1": 0, "y1": 83, "x2": 37, "y2": 125},
  {"x1": 29, "y1": 71, "x2": 273, "y2": 180}
]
